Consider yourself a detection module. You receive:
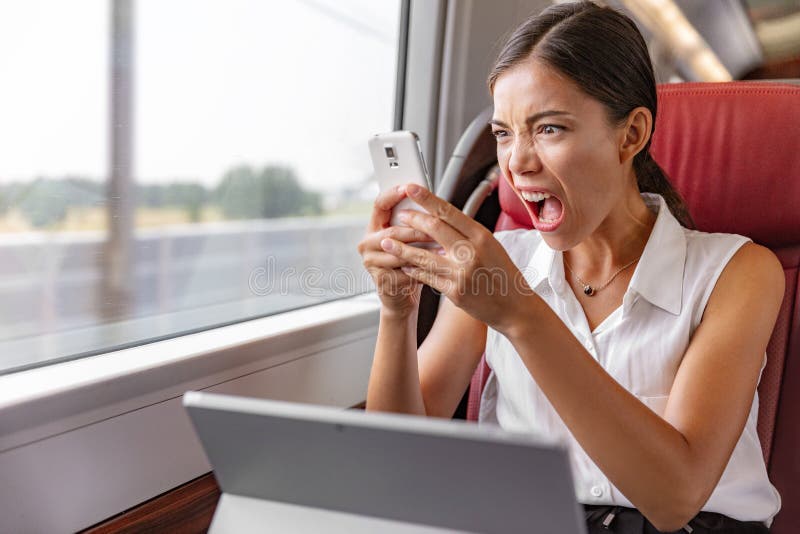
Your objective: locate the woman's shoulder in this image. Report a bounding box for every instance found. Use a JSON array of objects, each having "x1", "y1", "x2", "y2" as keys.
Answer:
[
  {"x1": 681, "y1": 226, "x2": 752, "y2": 261},
  {"x1": 679, "y1": 227, "x2": 783, "y2": 319},
  {"x1": 703, "y1": 238, "x2": 784, "y2": 302},
  {"x1": 680, "y1": 225, "x2": 781, "y2": 274},
  {"x1": 679, "y1": 227, "x2": 753, "y2": 293},
  {"x1": 682, "y1": 225, "x2": 782, "y2": 285}
]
